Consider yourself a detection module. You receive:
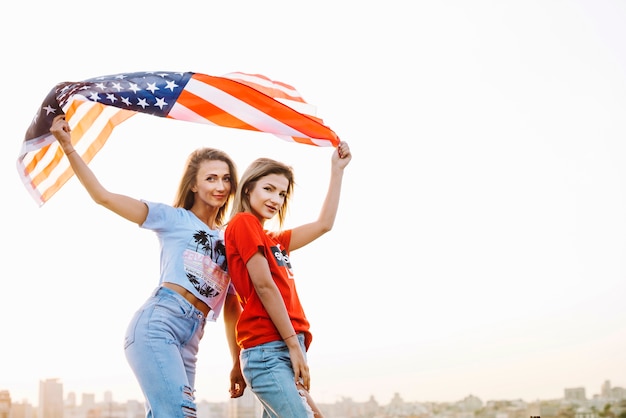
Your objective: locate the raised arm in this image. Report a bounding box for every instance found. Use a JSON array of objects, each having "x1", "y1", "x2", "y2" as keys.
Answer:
[
  {"x1": 289, "y1": 141, "x2": 351, "y2": 251},
  {"x1": 50, "y1": 115, "x2": 149, "y2": 225}
]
